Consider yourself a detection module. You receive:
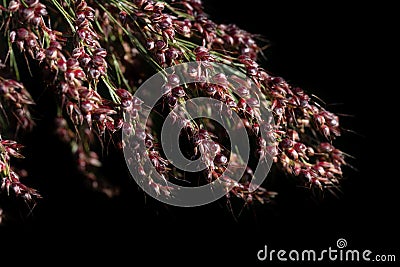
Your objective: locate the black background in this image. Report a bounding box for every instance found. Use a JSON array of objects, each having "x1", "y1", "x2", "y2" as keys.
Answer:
[{"x1": 1, "y1": 1, "x2": 398, "y2": 265}]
